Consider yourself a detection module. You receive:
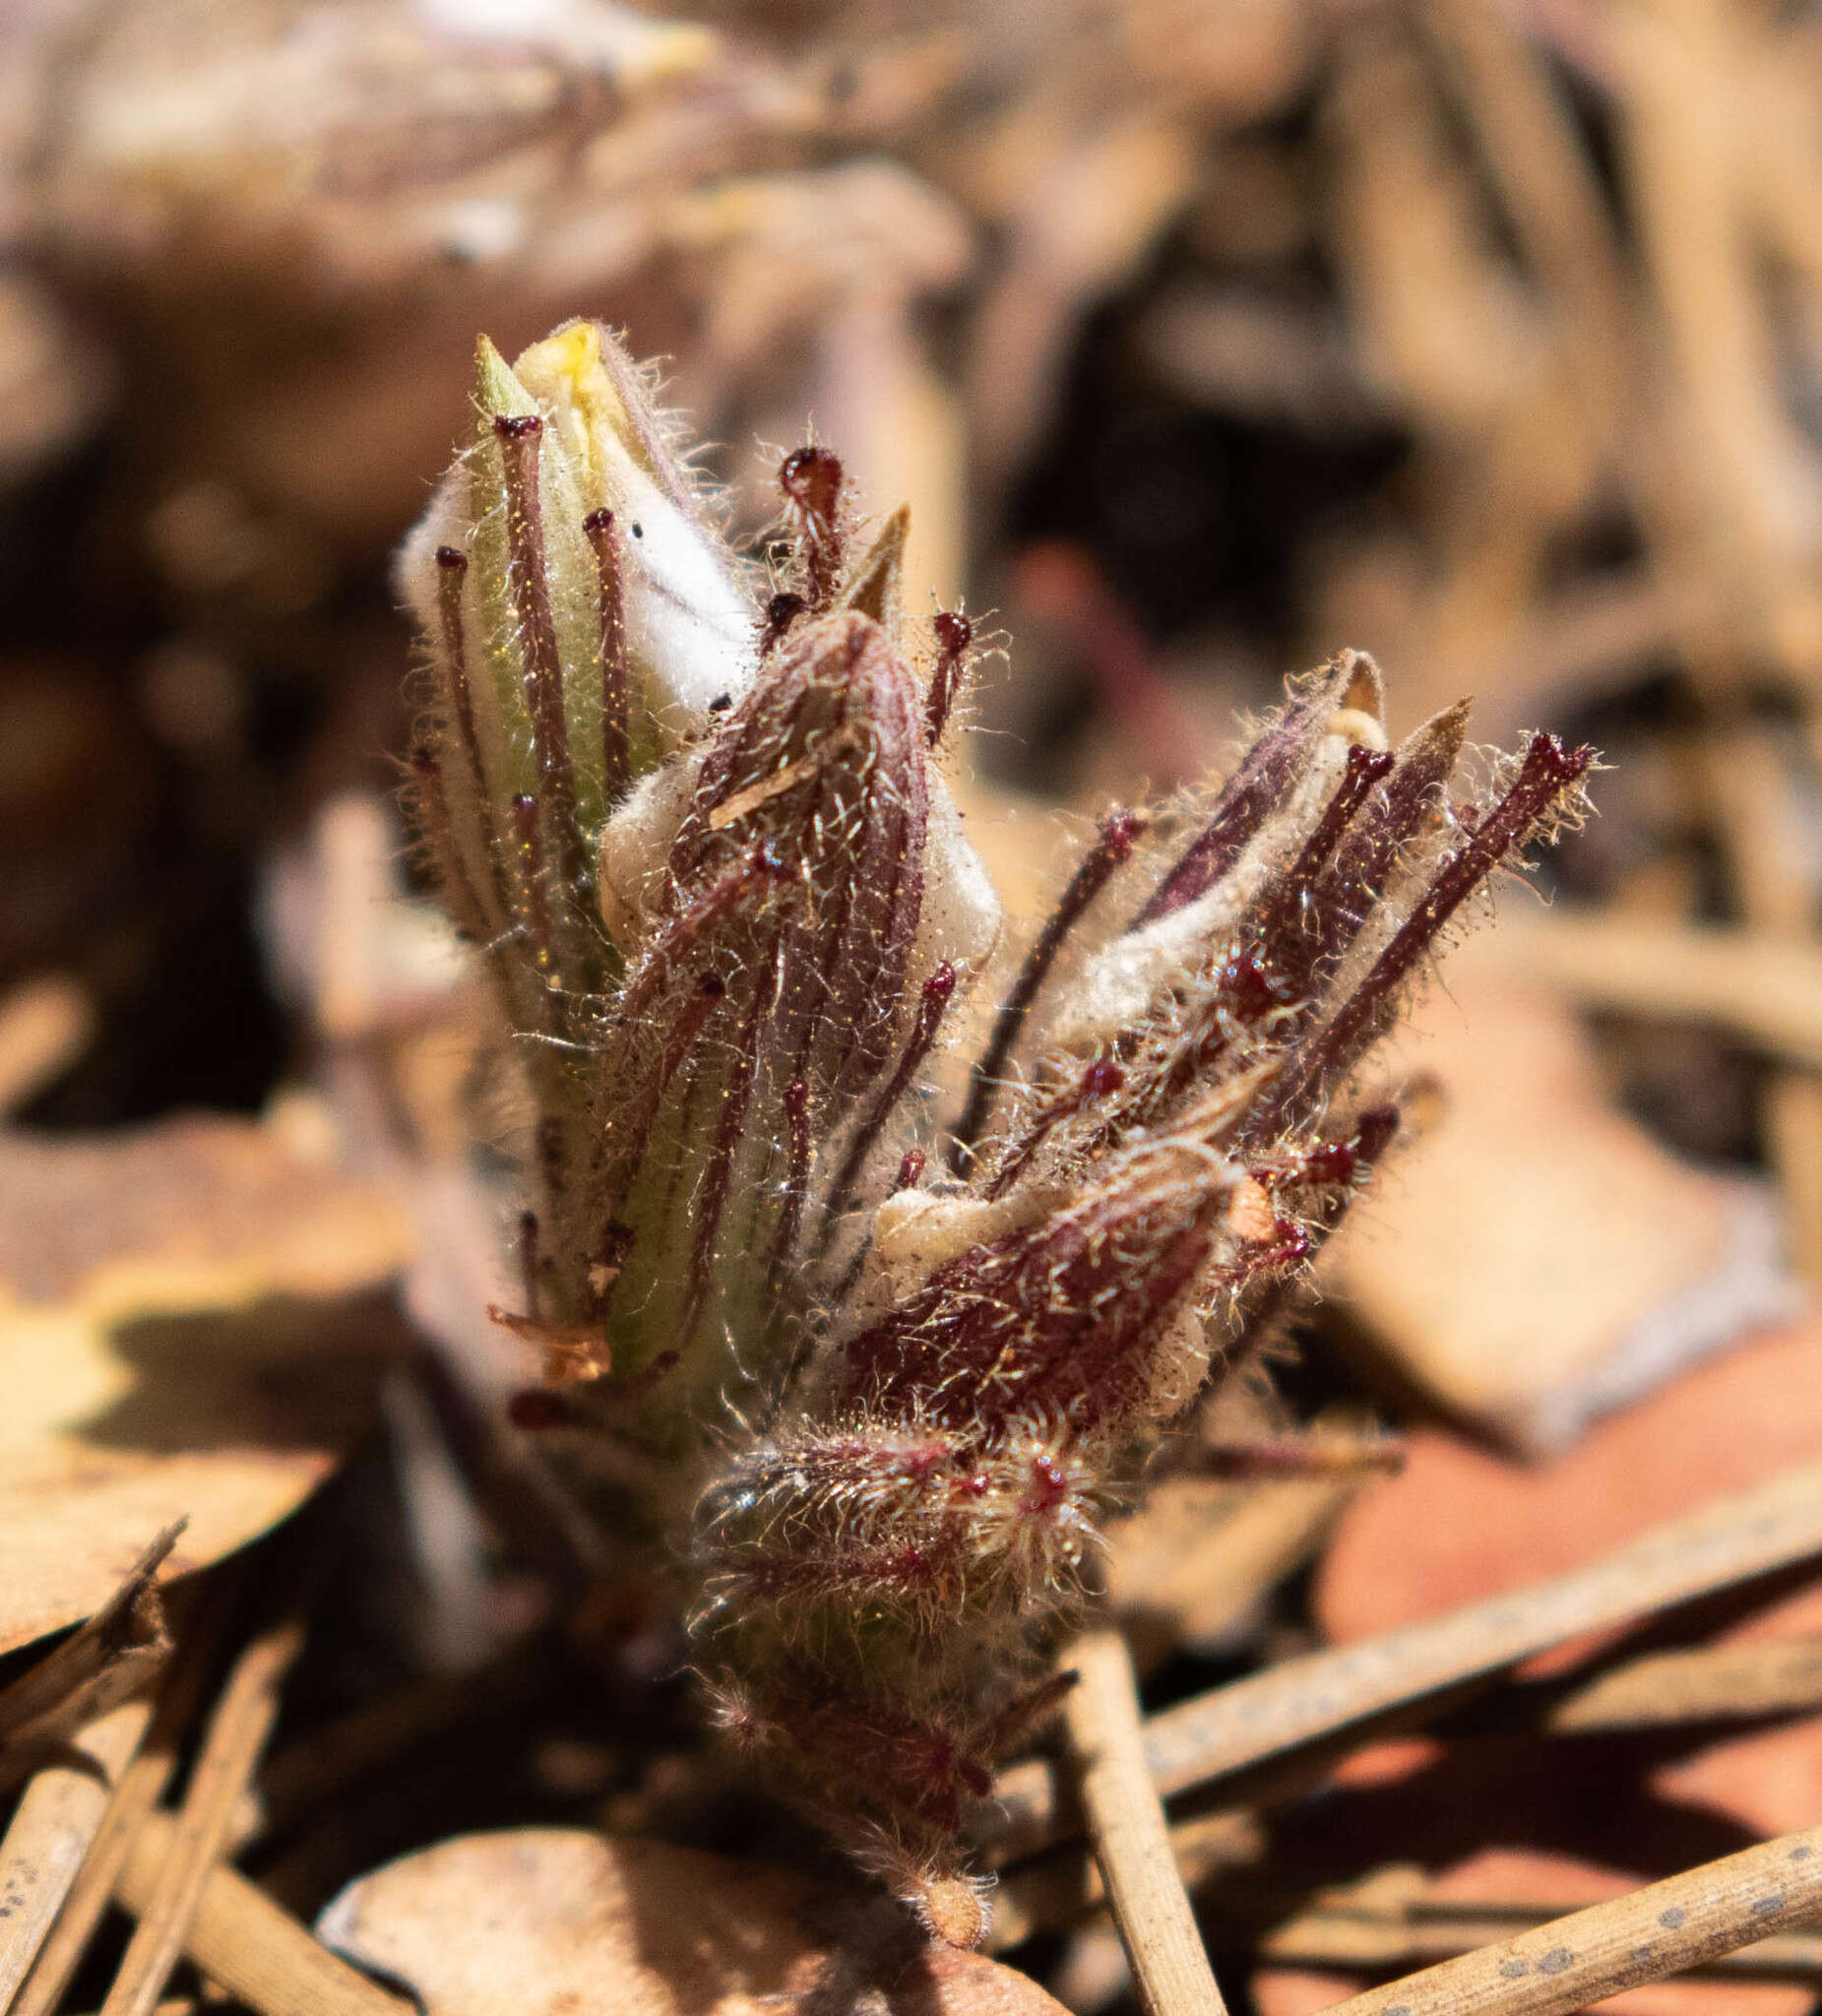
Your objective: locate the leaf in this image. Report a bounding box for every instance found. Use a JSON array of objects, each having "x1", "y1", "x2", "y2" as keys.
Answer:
[
  {"x1": 0, "y1": 1112, "x2": 414, "y2": 1655},
  {"x1": 1323, "y1": 959, "x2": 1797, "y2": 1453},
  {"x1": 318, "y1": 1829, "x2": 1068, "y2": 2016},
  {"x1": 1315, "y1": 1320, "x2": 1822, "y2": 1647}
]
